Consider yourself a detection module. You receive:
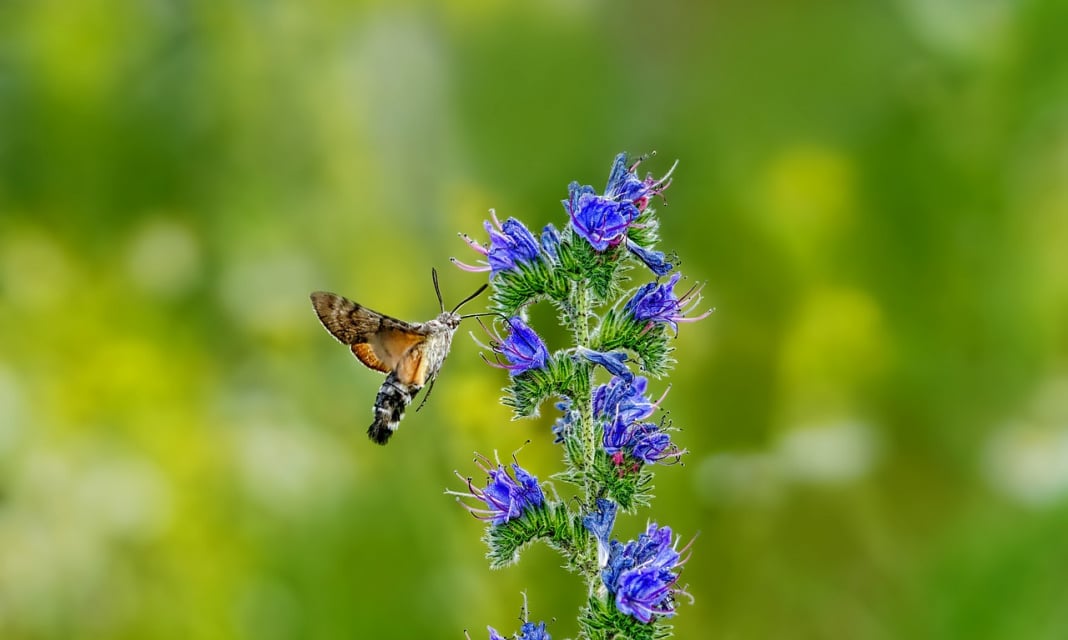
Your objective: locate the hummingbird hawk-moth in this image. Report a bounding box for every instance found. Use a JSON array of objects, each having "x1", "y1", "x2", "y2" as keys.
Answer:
[{"x1": 310, "y1": 269, "x2": 487, "y2": 445}]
